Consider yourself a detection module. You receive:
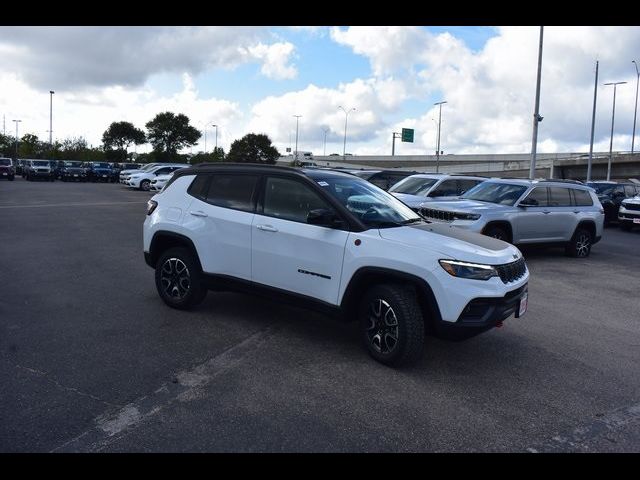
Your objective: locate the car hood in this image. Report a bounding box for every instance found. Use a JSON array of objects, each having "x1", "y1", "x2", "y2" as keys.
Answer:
[
  {"x1": 420, "y1": 199, "x2": 510, "y2": 212},
  {"x1": 378, "y1": 222, "x2": 522, "y2": 265},
  {"x1": 622, "y1": 196, "x2": 640, "y2": 206},
  {"x1": 391, "y1": 192, "x2": 427, "y2": 206}
]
